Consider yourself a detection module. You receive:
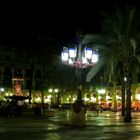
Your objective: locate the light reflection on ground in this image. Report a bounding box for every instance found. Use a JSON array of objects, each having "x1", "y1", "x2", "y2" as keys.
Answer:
[
  {"x1": 46, "y1": 133, "x2": 61, "y2": 140},
  {"x1": 47, "y1": 124, "x2": 60, "y2": 130},
  {"x1": 1, "y1": 111, "x2": 140, "y2": 140}
]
